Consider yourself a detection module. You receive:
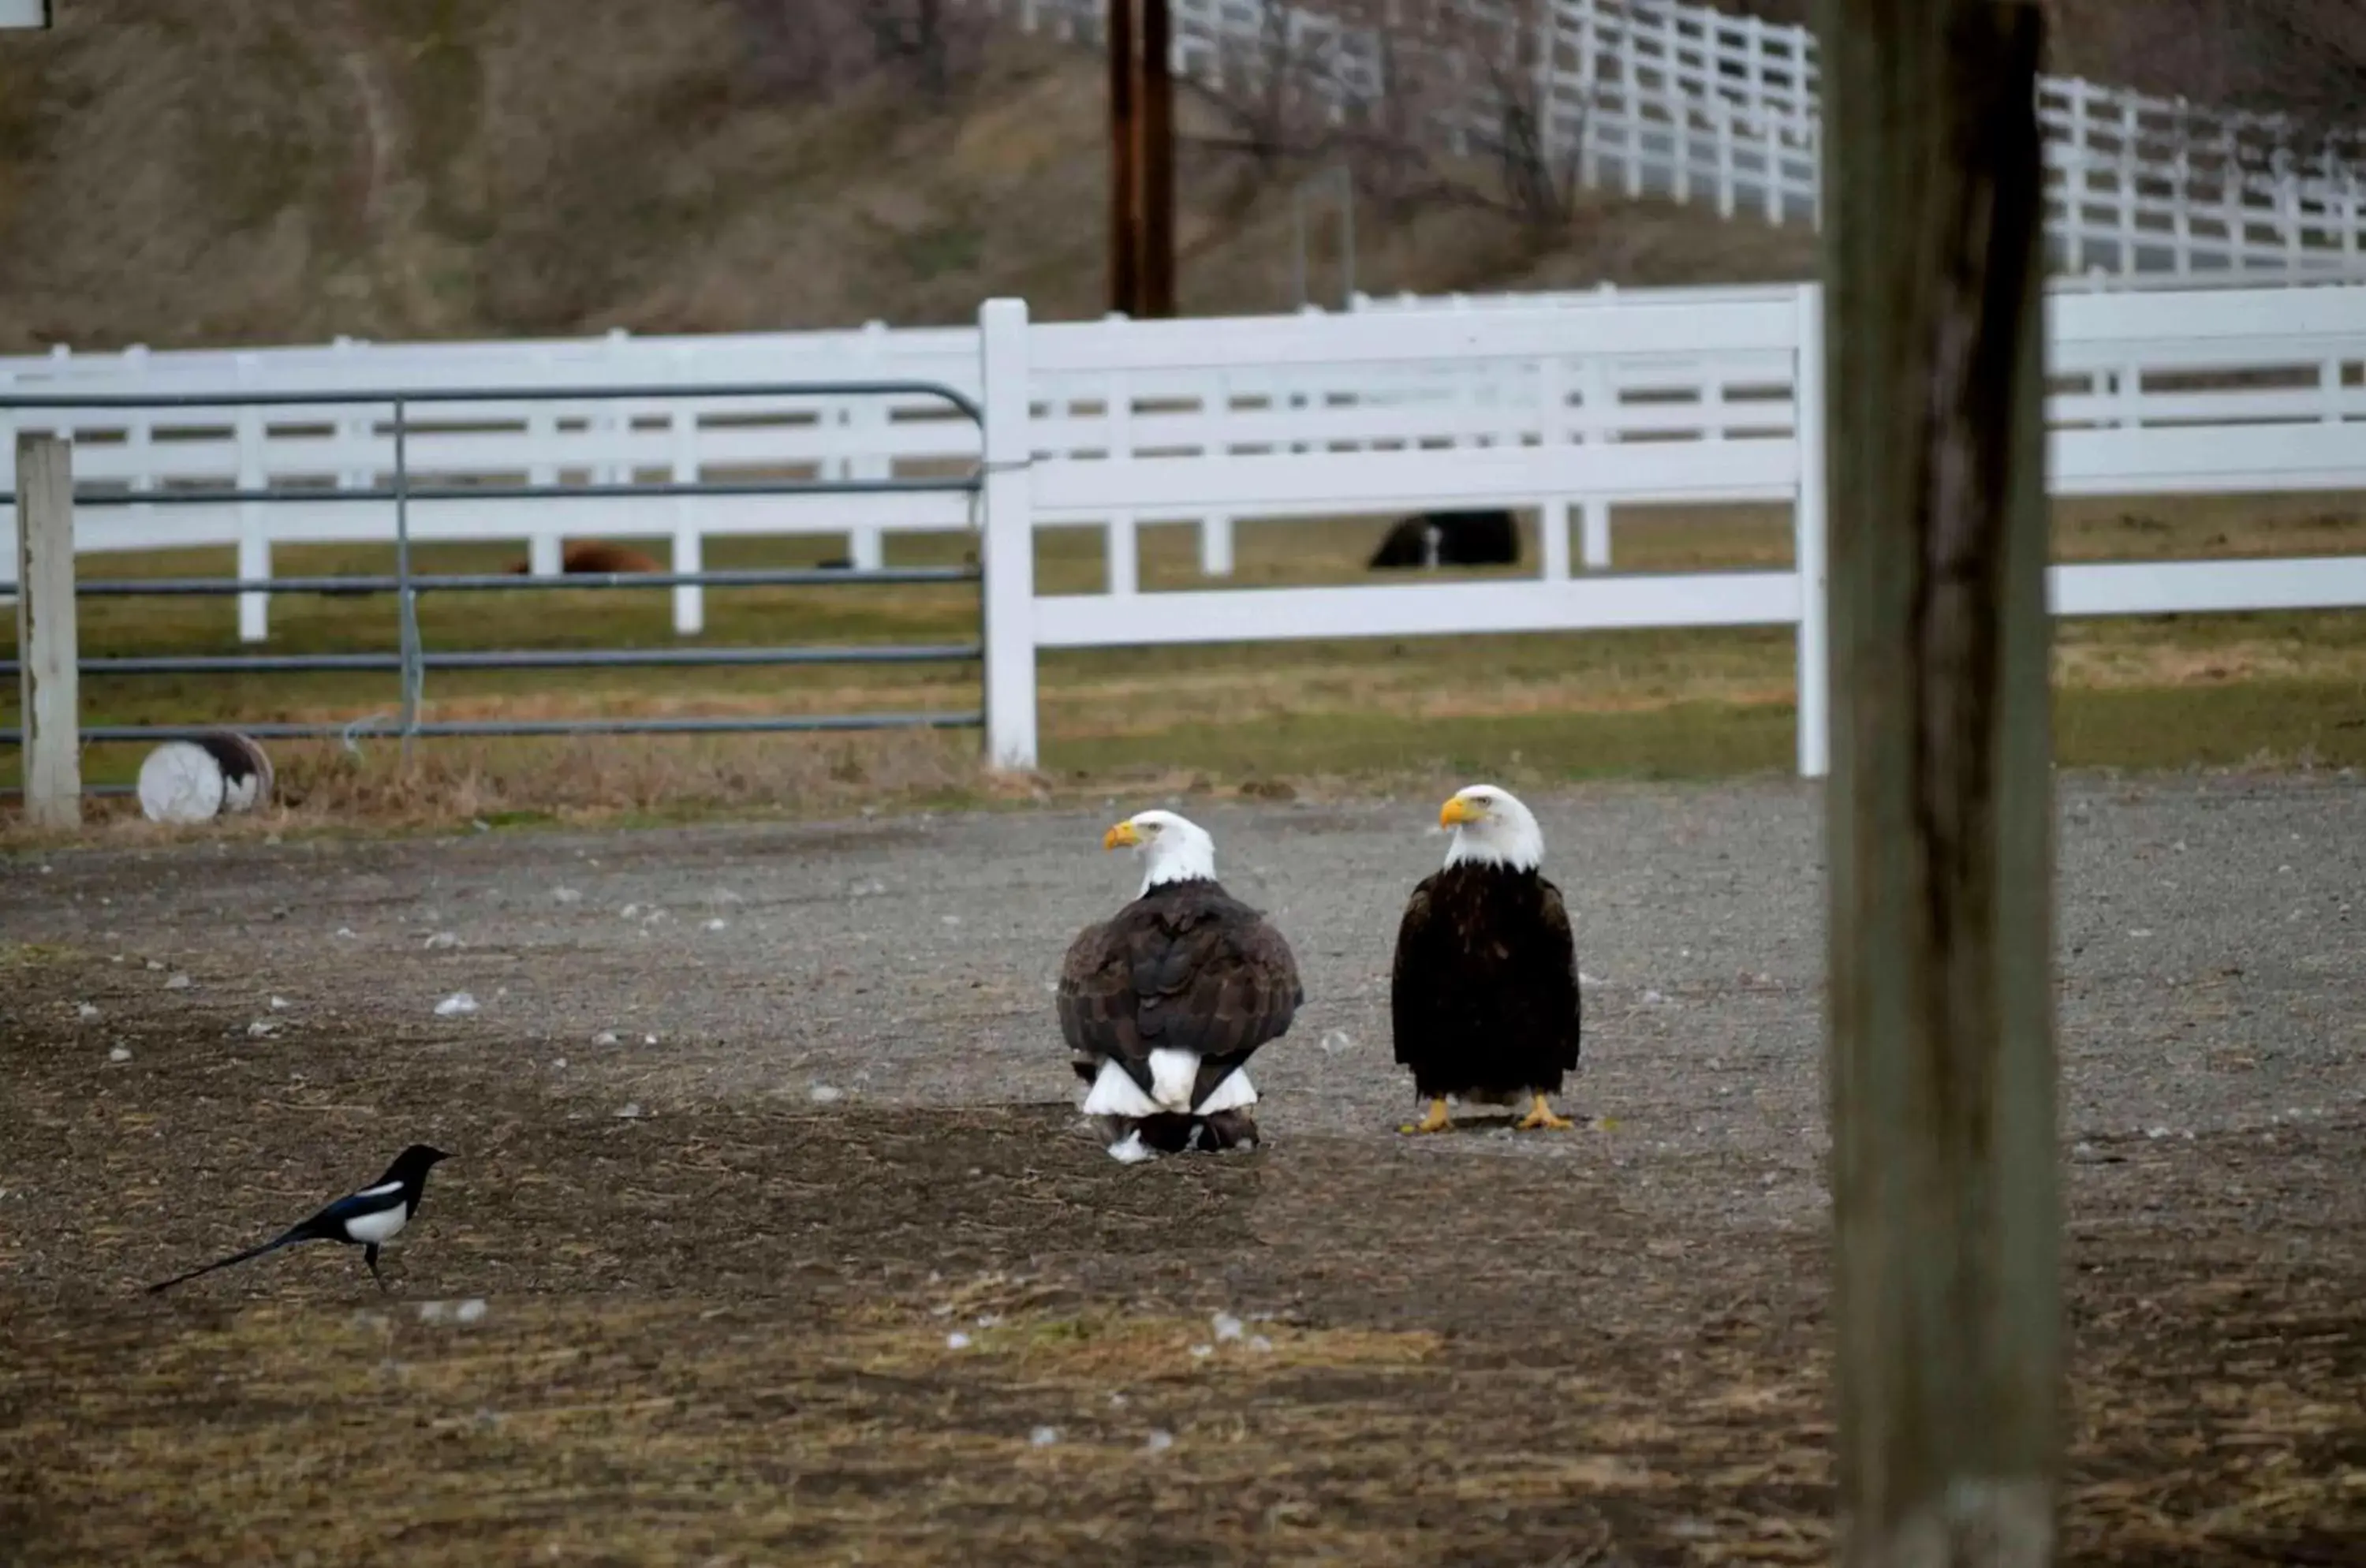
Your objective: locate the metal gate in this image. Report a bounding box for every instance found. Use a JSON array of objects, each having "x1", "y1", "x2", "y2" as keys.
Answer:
[{"x1": 1, "y1": 379, "x2": 987, "y2": 771}]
